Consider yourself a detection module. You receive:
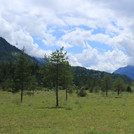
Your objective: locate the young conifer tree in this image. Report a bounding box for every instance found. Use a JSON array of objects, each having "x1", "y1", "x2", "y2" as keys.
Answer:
[
  {"x1": 45, "y1": 47, "x2": 70, "y2": 106},
  {"x1": 114, "y1": 77, "x2": 125, "y2": 96},
  {"x1": 14, "y1": 48, "x2": 31, "y2": 103},
  {"x1": 101, "y1": 74, "x2": 112, "y2": 96},
  {"x1": 60, "y1": 61, "x2": 73, "y2": 100}
]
